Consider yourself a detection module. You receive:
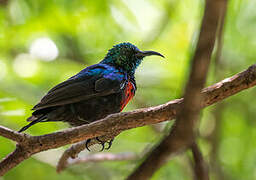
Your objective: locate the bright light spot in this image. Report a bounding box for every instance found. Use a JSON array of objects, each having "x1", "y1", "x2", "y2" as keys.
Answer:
[
  {"x1": 0, "y1": 60, "x2": 7, "y2": 80},
  {"x1": 110, "y1": 6, "x2": 138, "y2": 33},
  {"x1": 29, "y1": 37, "x2": 59, "y2": 61},
  {"x1": 1, "y1": 109, "x2": 25, "y2": 116},
  {"x1": 121, "y1": 0, "x2": 162, "y2": 37},
  {"x1": 13, "y1": 54, "x2": 38, "y2": 78},
  {"x1": 0, "y1": 98, "x2": 16, "y2": 103}
]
